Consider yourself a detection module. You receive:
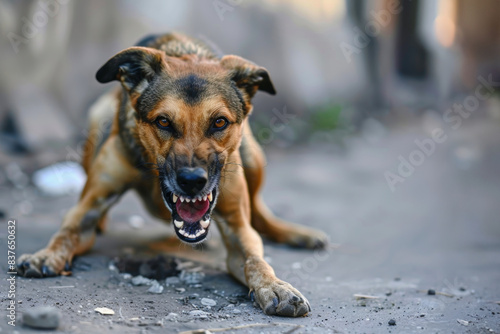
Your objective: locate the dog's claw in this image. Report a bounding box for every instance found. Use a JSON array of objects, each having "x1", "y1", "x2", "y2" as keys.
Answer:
[
  {"x1": 24, "y1": 268, "x2": 42, "y2": 278},
  {"x1": 313, "y1": 239, "x2": 326, "y2": 249},
  {"x1": 64, "y1": 261, "x2": 71, "y2": 271},
  {"x1": 250, "y1": 291, "x2": 255, "y2": 302},
  {"x1": 42, "y1": 265, "x2": 57, "y2": 277}
]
